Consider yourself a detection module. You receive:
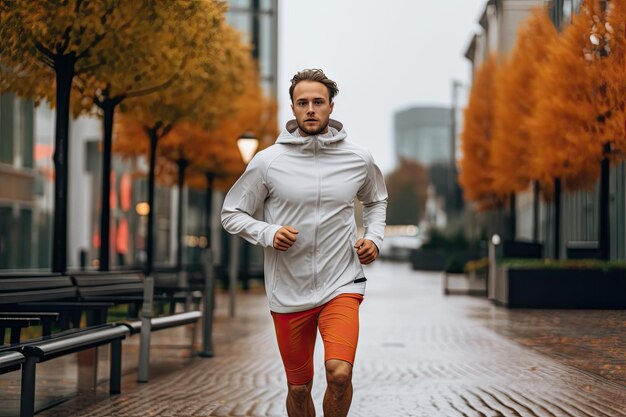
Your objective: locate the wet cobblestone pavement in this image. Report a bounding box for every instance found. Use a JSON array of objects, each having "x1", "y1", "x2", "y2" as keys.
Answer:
[{"x1": 2, "y1": 261, "x2": 623, "y2": 416}]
